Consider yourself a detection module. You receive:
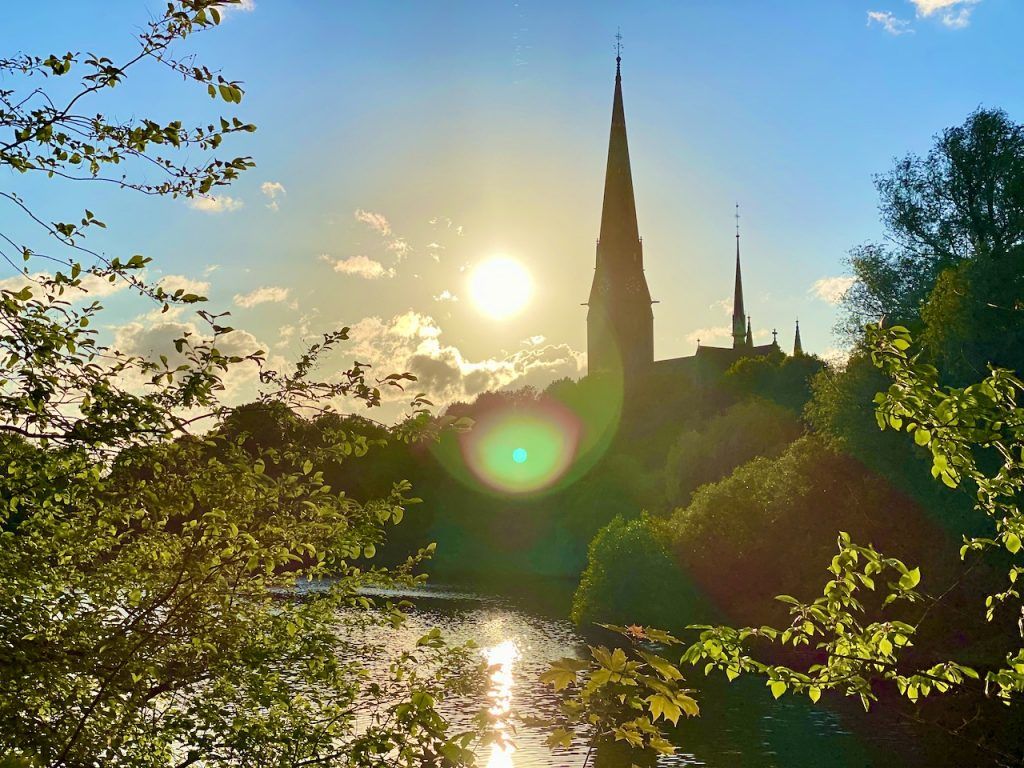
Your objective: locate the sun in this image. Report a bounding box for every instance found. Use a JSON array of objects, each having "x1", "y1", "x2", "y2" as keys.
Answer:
[{"x1": 469, "y1": 257, "x2": 532, "y2": 320}]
